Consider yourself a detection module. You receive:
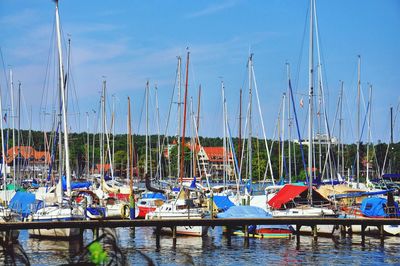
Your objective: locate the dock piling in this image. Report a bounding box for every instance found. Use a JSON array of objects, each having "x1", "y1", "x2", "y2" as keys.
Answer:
[
  {"x1": 361, "y1": 225, "x2": 366, "y2": 246},
  {"x1": 312, "y1": 225, "x2": 318, "y2": 240},
  {"x1": 155, "y1": 226, "x2": 161, "y2": 250},
  {"x1": 172, "y1": 226, "x2": 177, "y2": 247}
]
